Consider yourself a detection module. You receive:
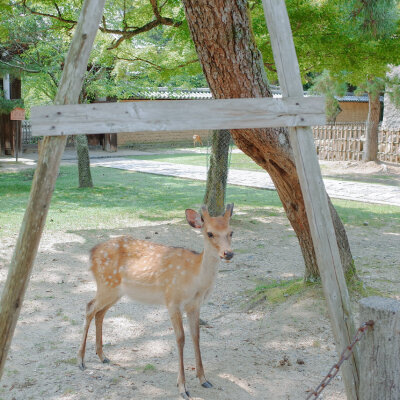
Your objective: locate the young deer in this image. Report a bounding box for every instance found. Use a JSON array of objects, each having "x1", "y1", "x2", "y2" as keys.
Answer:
[
  {"x1": 77, "y1": 204, "x2": 234, "y2": 400},
  {"x1": 193, "y1": 134, "x2": 203, "y2": 147}
]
